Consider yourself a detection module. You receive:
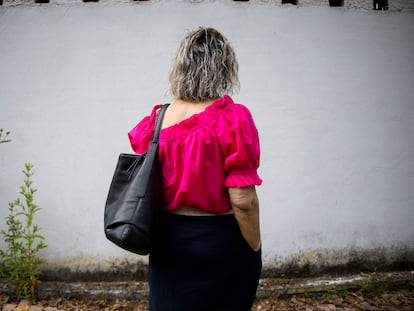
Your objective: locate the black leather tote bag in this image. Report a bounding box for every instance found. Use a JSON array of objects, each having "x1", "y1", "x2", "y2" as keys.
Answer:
[{"x1": 104, "y1": 104, "x2": 169, "y2": 255}]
